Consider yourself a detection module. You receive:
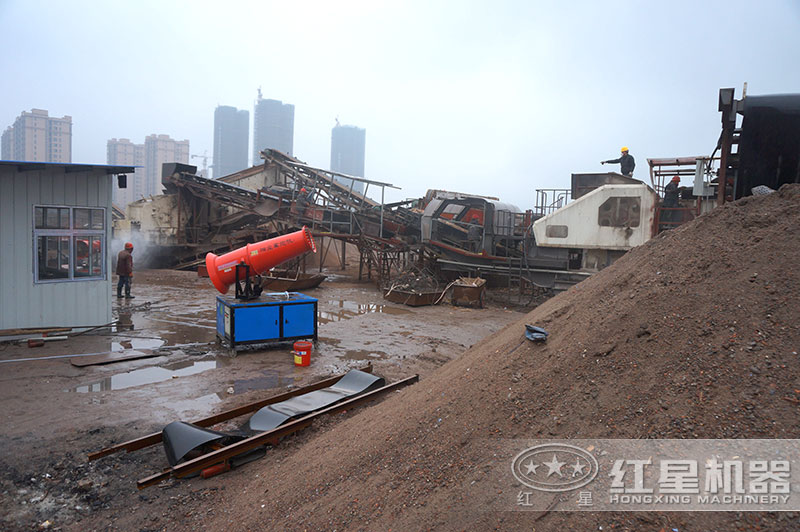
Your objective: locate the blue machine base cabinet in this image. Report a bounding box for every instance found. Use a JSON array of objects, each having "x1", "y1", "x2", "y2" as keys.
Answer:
[{"x1": 216, "y1": 292, "x2": 318, "y2": 349}]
